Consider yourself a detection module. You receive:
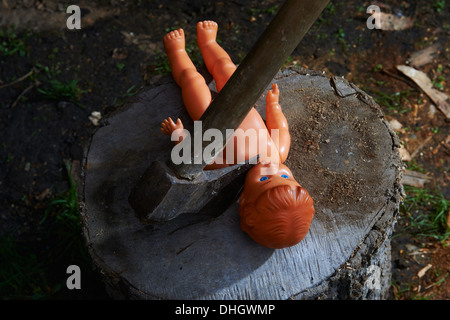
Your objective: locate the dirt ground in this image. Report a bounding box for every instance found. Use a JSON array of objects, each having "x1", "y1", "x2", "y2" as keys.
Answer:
[{"x1": 0, "y1": 0, "x2": 448, "y2": 300}]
